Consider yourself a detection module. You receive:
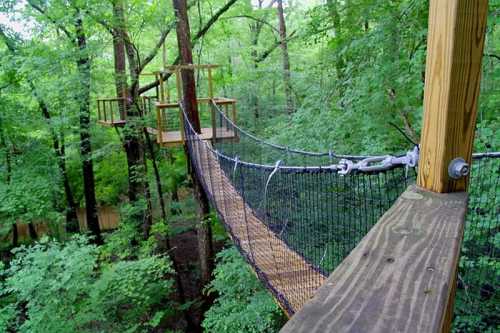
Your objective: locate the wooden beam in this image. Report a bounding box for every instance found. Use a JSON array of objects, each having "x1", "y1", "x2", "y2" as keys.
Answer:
[
  {"x1": 418, "y1": 0, "x2": 488, "y2": 193},
  {"x1": 280, "y1": 186, "x2": 468, "y2": 333}
]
